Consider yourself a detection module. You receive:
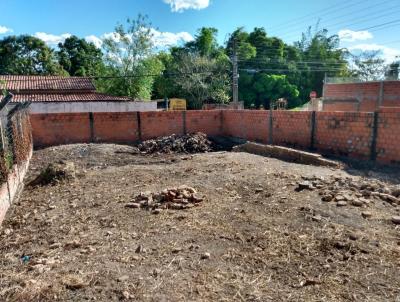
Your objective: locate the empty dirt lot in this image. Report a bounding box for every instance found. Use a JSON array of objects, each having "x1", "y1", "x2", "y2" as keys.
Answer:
[{"x1": 1, "y1": 144, "x2": 400, "y2": 301}]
